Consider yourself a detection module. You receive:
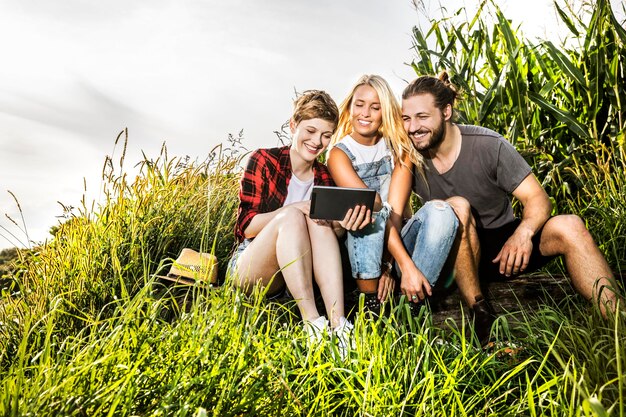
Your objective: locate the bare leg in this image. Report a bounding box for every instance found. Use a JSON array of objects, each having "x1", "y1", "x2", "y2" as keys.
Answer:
[
  {"x1": 446, "y1": 196, "x2": 483, "y2": 305},
  {"x1": 537, "y1": 215, "x2": 616, "y2": 316},
  {"x1": 446, "y1": 196, "x2": 495, "y2": 344},
  {"x1": 355, "y1": 279, "x2": 379, "y2": 294},
  {"x1": 234, "y1": 207, "x2": 320, "y2": 322},
  {"x1": 306, "y1": 217, "x2": 345, "y2": 328}
]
